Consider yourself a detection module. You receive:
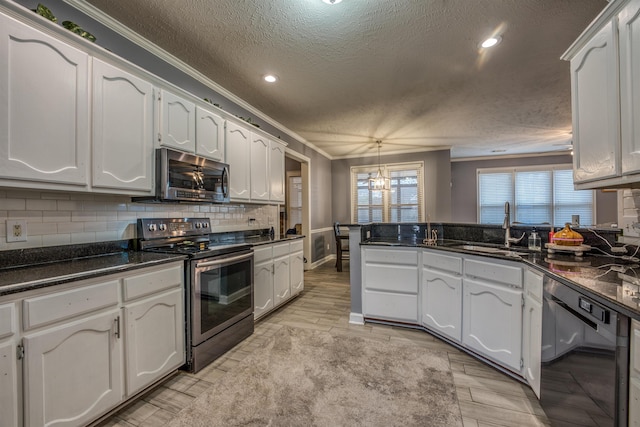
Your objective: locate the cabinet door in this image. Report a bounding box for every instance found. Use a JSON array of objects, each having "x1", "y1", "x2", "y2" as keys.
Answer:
[
  {"x1": 225, "y1": 121, "x2": 251, "y2": 200},
  {"x1": 522, "y1": 269, "x2": 543, "y2": 399},
  {"x1": 159, "y1": 90, "x2": 196, "y2": 152},
  {"x1": 290, "y1": 250, "x2": 304, "y2": 297},
  {"x1": 570, "y1": 20, "x2": 620, "y2": 183},
  {"x1": 463, "y1": 278, "x2": 523, "y2": 371},
  {"x1": 269, "y1": 141, "x2": 286, "y2": 203},
  {"x1": 273, "y1": 255, "x2": 290, "y2": 306},
  {"x1": 631, "y1": 377, "x2": 640, "y2": 427},
  {"x1": 619, "y1": 0, "x2": 640, "y2": 175},
  {"x1": 23, "y1": 310, "x2": 122, "y2": 427},
  {"x1": 421, "y1": 269, "x2": 462, "y2": 342},
  {"x1": 254, "y1": 261, "x2": 274, "y2": 320},
  {"x1": 0, "y1": 340, "x2": 18, "y2": 427},
  {"x1": 195, "y1": 106, "x2": 225, "y2": 161},
  {"x1": 250, "y1": 134, "x2": 270, "y2": 201},
  {"x1": 0, "y1": 14, "x2": 89, "y2": 186},
  {"x1": 124, "y1": 288, "x2": 185, "y2": 396},
  {"x1": 92, "y1": 58, "x2": 154, "y2": 193}
]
